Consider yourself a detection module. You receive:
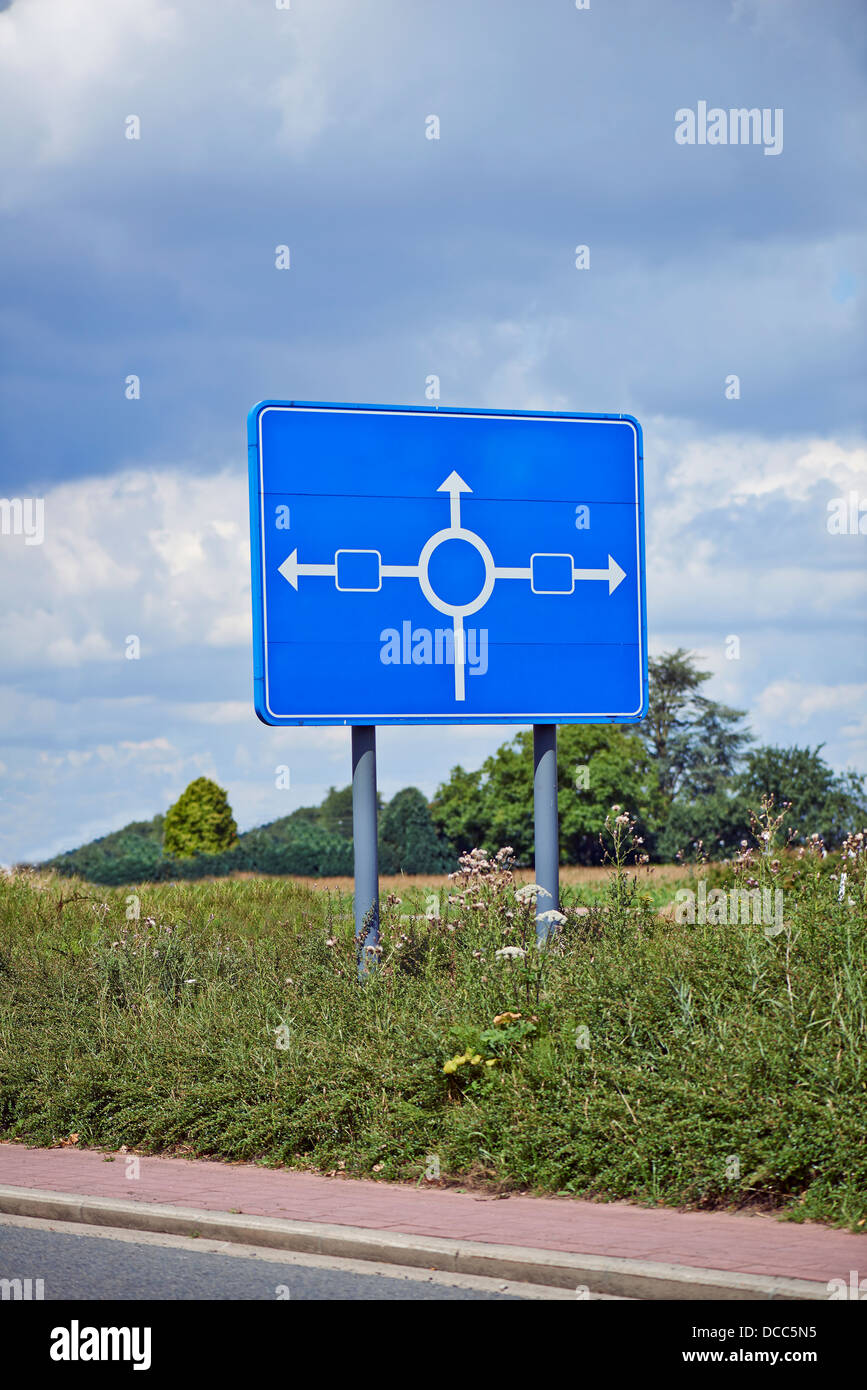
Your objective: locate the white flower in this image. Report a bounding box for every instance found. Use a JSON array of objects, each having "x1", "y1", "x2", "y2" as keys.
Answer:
[
  {"x1": 537, "y1": 909, "x2": 567, "y2": 924},
  {"x1": 514, "y1": 883, "x2": 551, "y2": 903},
  {"x1": 495, "y1": 946, "x2": 526, "y2": 959}
]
